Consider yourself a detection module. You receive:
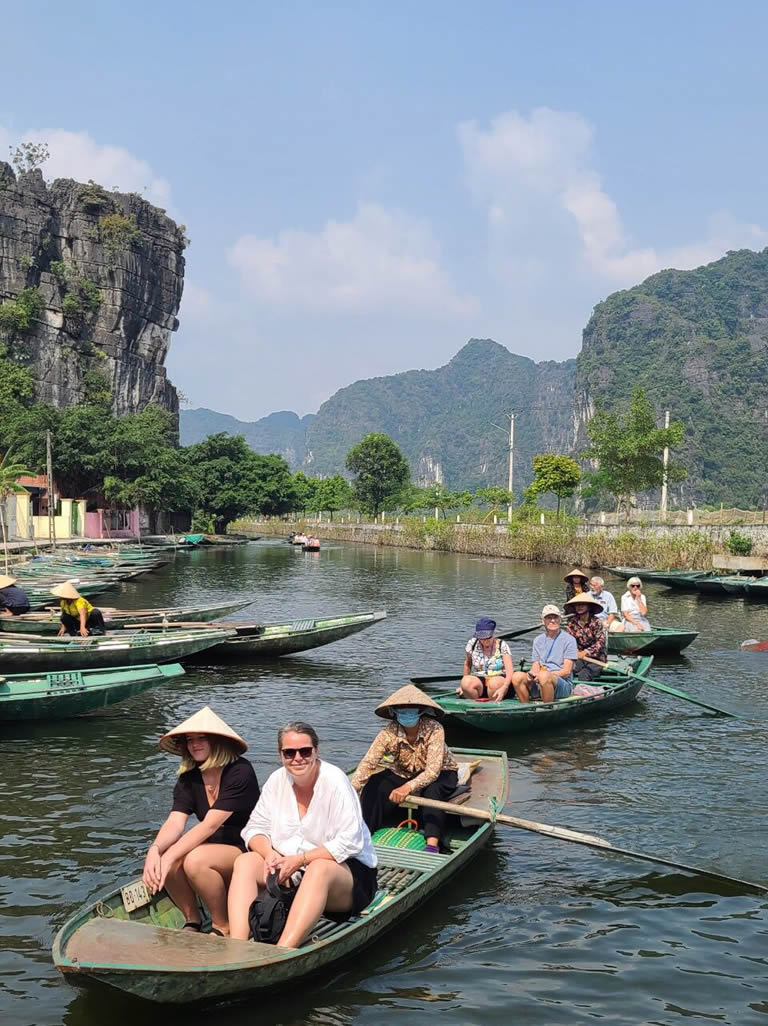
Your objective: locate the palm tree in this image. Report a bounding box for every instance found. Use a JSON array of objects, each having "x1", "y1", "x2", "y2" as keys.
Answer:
[{"x1": 0, "y1": 451, "x2": 33, "y2": 573}]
